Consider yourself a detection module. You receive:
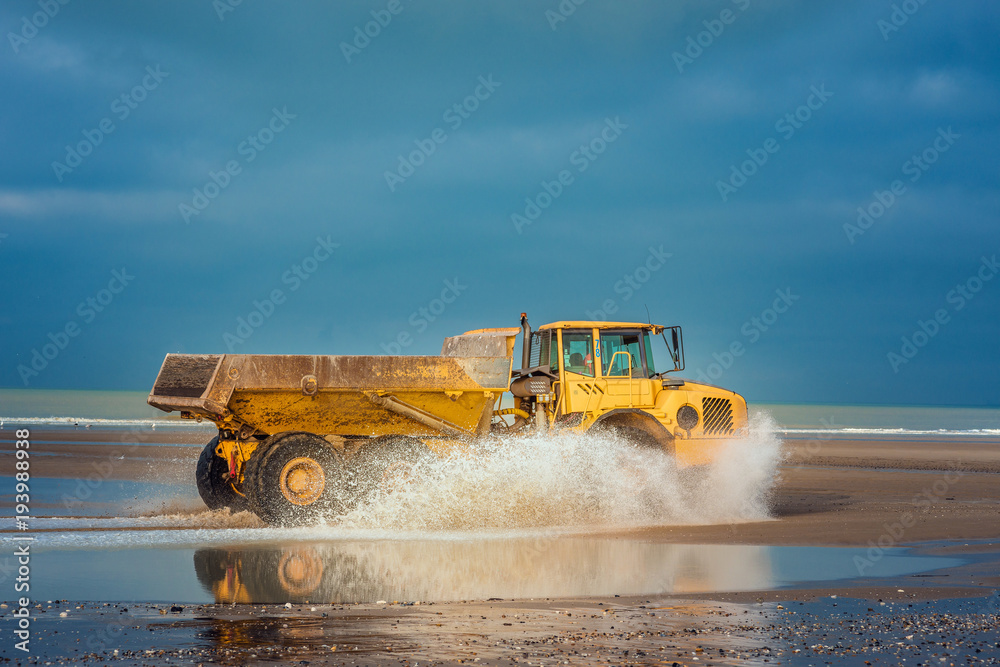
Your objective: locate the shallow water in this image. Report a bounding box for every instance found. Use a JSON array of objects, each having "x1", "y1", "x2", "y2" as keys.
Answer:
[
  {"x1": 1, "y1": 477, "x2": 190, "y2": 517},
  {"x1": 22, "y1": 537, "x2": 964, "y2": 604}
]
